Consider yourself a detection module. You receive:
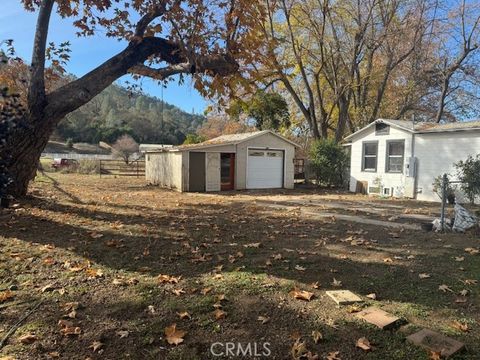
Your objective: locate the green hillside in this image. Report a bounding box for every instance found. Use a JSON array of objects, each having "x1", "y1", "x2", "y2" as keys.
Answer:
[{"x1": 54, "y1": 84, "x2": 205, "y2": 145}]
